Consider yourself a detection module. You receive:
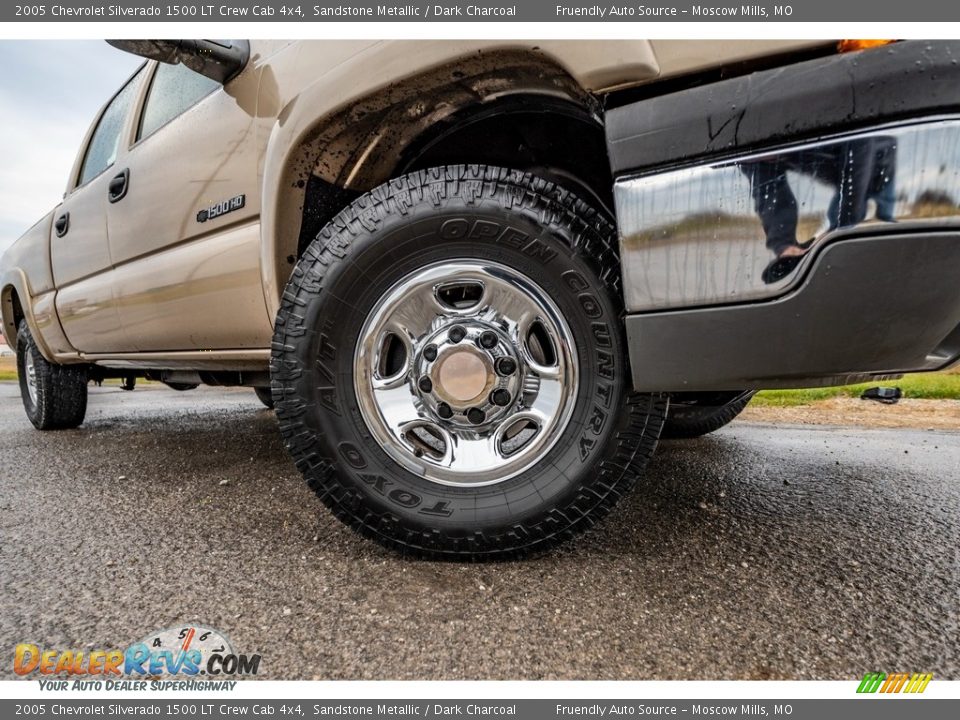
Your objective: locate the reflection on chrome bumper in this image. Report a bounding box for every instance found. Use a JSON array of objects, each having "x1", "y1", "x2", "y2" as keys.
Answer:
[{"x1": 614, "y1": 118, "x2": 960, "y2": 312}]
